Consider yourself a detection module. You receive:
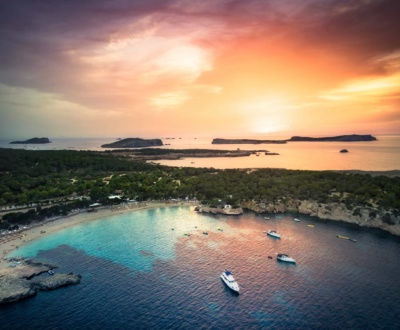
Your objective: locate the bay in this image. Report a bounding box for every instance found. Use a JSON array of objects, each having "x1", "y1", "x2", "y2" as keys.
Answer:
[{"x1": 2, "y1": 206, "x2": 400, "y2": 329}]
